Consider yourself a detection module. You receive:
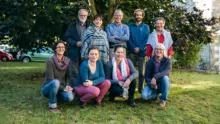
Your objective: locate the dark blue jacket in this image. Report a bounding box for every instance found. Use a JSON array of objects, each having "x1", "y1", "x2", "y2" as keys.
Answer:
[
  {"x1": 144, "y1": 56, "x2": 172, "y2": 87},
  {"x1": 65, "y1": 19, "x2": 90, "y2": 62},
  {"x1": 128, "y1": 22, "x2": 150, "y2": 56}
]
